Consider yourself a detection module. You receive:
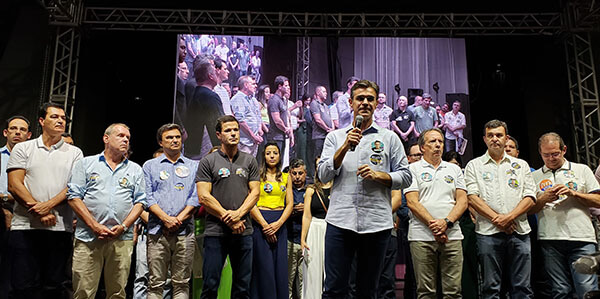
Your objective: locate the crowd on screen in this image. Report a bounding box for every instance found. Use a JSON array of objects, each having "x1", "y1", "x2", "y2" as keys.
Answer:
[{"x1": 1, "y1": 40, "x2": 600, "y2": 299}]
